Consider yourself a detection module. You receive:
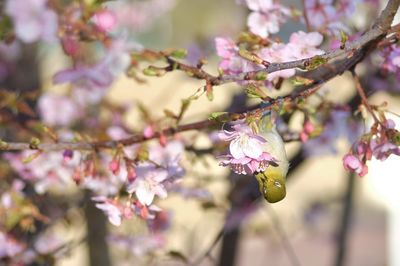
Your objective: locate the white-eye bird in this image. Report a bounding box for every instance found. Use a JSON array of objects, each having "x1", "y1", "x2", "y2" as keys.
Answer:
[{"x1": 255, "y1": 115, "x2": 289, "y2": 203}]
